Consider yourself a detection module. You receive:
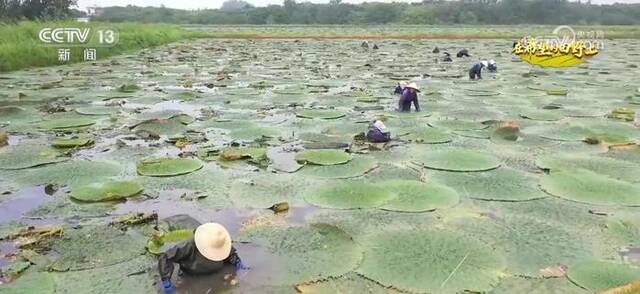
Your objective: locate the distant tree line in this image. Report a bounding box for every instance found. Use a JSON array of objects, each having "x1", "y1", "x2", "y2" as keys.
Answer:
[
  {"x1": 1, "y1": 0, "x2": 639, "y2": 25},
  {"x1": 91, "y1": 0, "x2": 640, "y2": 25},
  {"x1": 0, "y1": 0, "x2": 78, "y2": 20}
]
